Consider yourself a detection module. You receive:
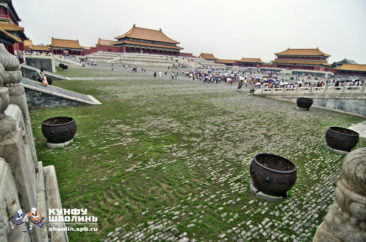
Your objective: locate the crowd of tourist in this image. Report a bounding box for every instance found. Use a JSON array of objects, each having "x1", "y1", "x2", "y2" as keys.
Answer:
[{"x1": 180, "y1": 67, "x2": 365, "y2": 92}]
